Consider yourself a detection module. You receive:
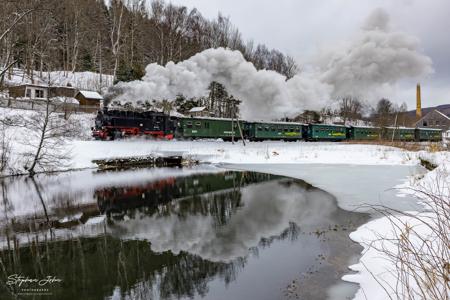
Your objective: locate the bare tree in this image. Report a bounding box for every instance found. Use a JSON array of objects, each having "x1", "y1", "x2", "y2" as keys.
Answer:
[
  {"x1": 0, "y1": 123, "x2": 12, "y2": 175},
  {"x1": 155, "y1": 99, "x2": 173, "y2": 114},
  {"x1": 372, "y1": 98, "x2": 395, "y2": 128},
  {"x1": 0, "y1": 3, "x2": 38, "y2": 80},
  {"x1": 20, "y1": 75, "x2": 72, "y2": 175},
  {"x1": 338, "y1": 96, "x2": 363, "y2": 125},
  {"x1": 110, "y1": 0, "x2": 125, "y2": 81}
]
